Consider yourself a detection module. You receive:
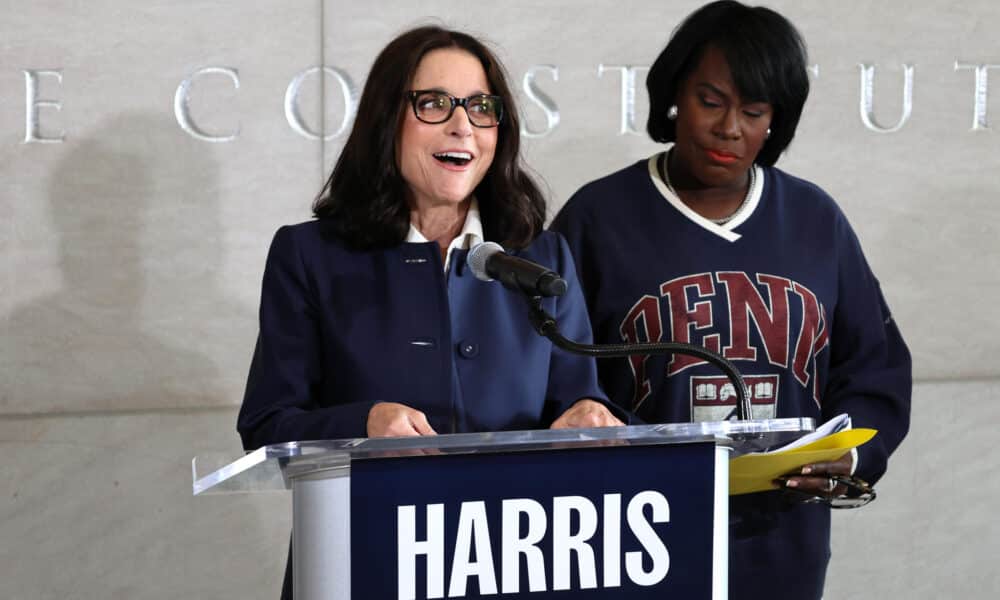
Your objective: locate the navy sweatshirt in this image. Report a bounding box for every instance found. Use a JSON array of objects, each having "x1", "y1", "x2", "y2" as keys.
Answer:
[{"x1": 552, "y1": 154, "x2": 911, "y2": 599}]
